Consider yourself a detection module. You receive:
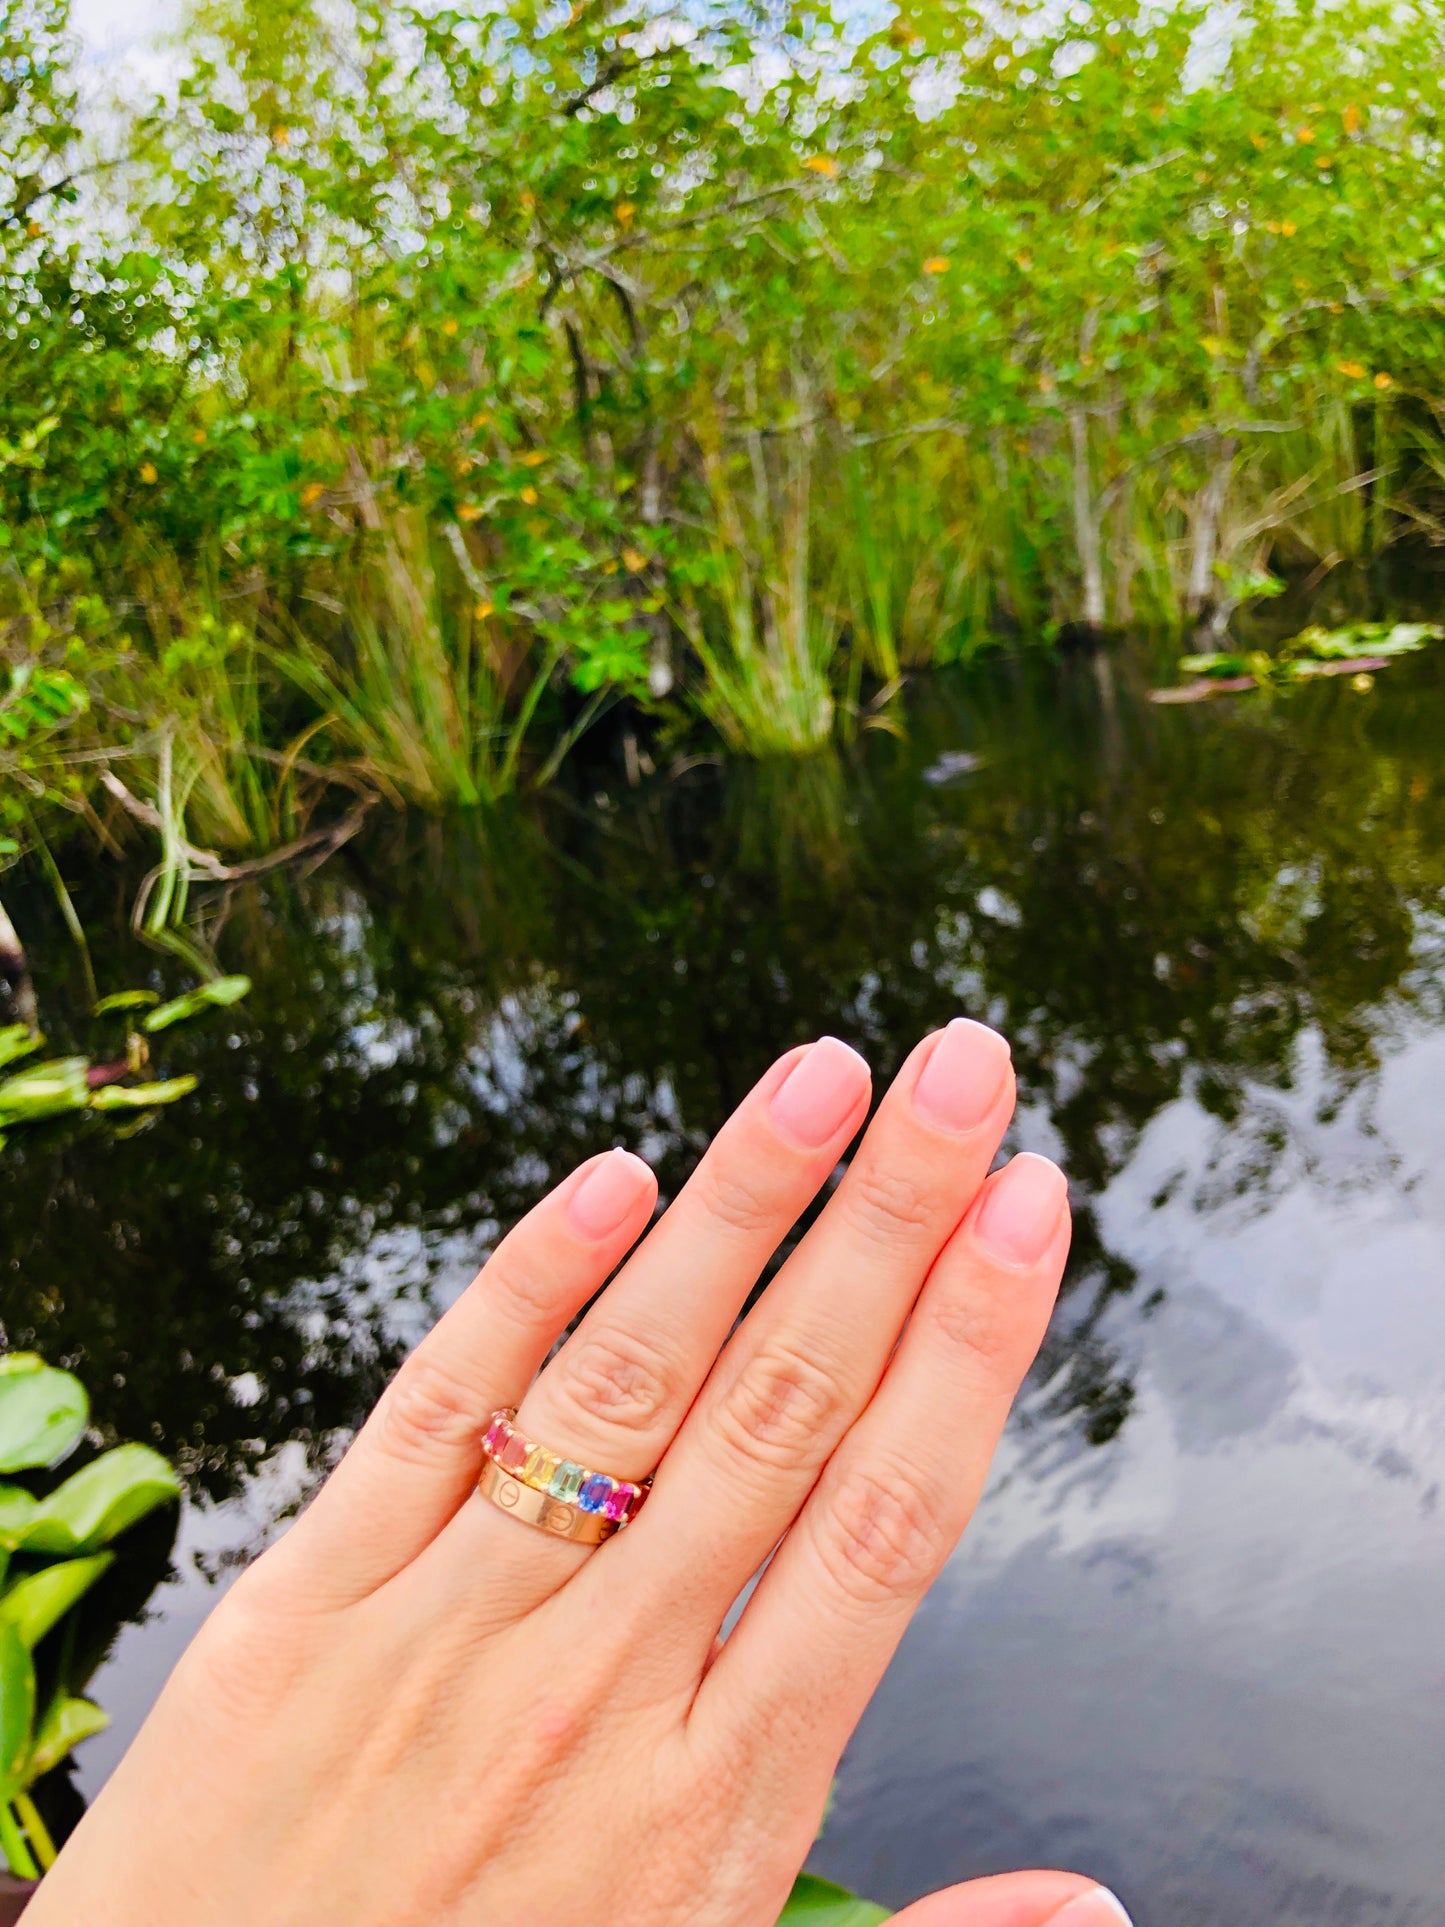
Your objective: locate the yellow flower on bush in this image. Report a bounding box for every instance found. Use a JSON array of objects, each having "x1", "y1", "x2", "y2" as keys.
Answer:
[
  {"x1": 923, "y1": 257, "x2": 949, "y2": 274},
  {"x1": 442, "y1": 318, "x2": 459, "y2": 336},
  {"x1": 474, "y1": 601, "x2": 494, "y2": 620},
  {"x1": 615, "y1": 202, "x2": 635, "y2": 227},
  {"x1": 1343, "y1": 103, "x2": 1361, "y2": 135},
  {"x1": 458, "y1": 503, "x2": 484, "y2": 523},
  {"x1": 622, "y1": 547, "x2": 648, "y2": 572},
  {"x1": 1374, "y1": 372, "x2": 1394, "y2": 390},
  {"x1": 1337, "y1": 360, "x2": 1367, "y2": 379},
  {"x1": 518, "y1": 450, "x2": 547, "y2": 467},
  {"x1": 519, "y1": 485, "x2": 539, "y2": 505},
  {"x1": 804, "y1": 155, "x2": 839, "y2": 177},
  {"x1": 301, "y1": 482, "x2": 326, "y2": 507},
  {"x1": 138, "y1": 461, "x2": 158, "y2": 485}
]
